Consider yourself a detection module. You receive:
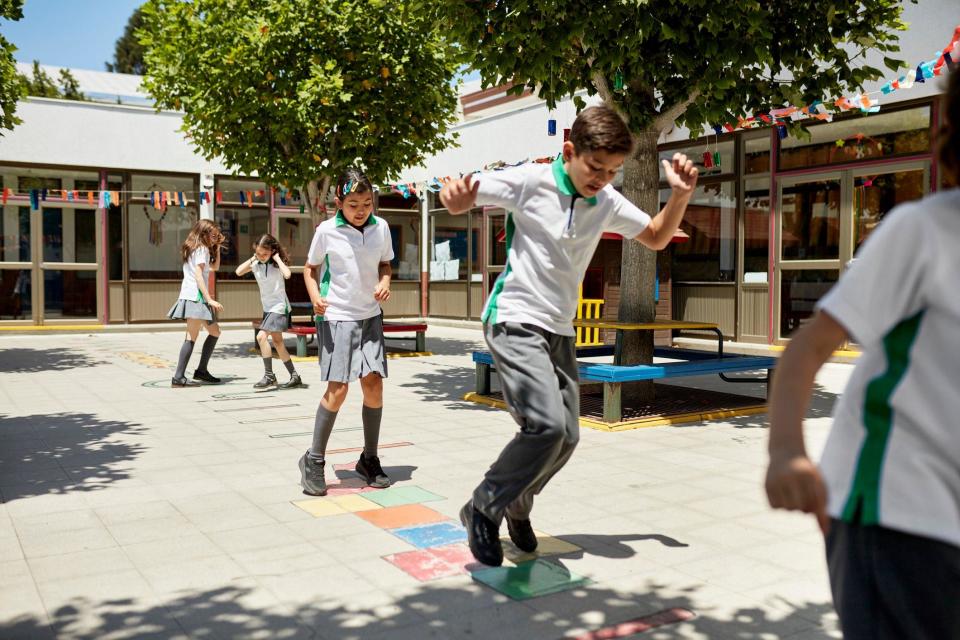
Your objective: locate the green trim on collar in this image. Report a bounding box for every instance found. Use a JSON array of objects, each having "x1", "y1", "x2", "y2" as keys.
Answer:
[
  {"x1": 551, "y1": 156, "x2": 597, "y2": 206},
  {"x1": 334, "y1": 211, "x2": 377, "y2": 227}
]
